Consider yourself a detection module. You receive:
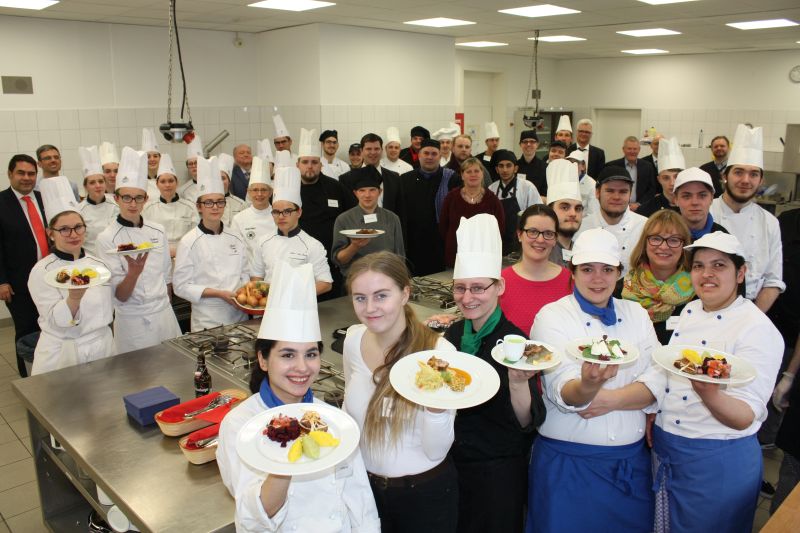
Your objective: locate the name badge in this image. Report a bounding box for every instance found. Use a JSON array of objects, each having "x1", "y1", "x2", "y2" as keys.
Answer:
[
  {"x1": 561, "y1": 249, "x2": 573, "y2": 262},
  {"x1": 363, "y1": 214, "x2": 378, "y2": 224},
  {"x1": 517, "y1": 173, "x2": 526, "y2": 179},
  {"x1": 482, "y1": 155, "x2": 491, "y2": 161},
  {"x1": 665, "y1": 316, "x2": 680, "y2": 331},
  {"x1": 327, "y1": 199, "x2": 339, "y2": 208},
  {"x1": 335, "y1": 461, "x2": 353, "y2": 479}
]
